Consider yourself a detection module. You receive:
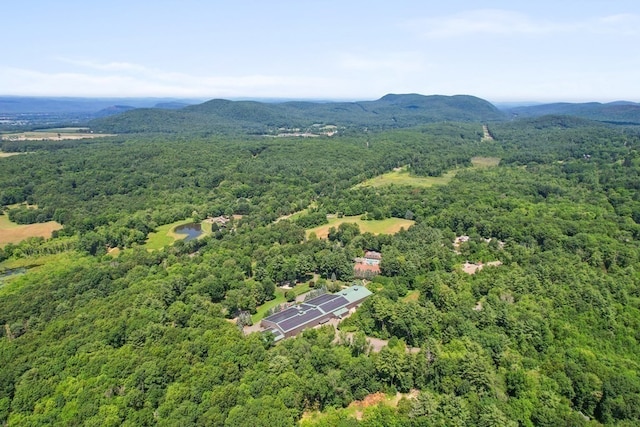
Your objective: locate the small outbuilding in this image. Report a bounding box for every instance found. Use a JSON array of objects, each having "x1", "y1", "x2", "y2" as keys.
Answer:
[
  {"x1": 205, "y1": 216, "x2": 230, "y2": 227},
  {"x1": 363, "y1": 251, "x2": 382, "y2": 265},
  {"x1": 354, "y1": 250, "x2": 382, "y2": 278}
]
